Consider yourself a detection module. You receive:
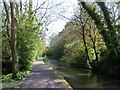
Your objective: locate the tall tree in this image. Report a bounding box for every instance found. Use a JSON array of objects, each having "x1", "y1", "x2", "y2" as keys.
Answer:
[
  {"x1": 97, "y1": 2, "x2": 120, "y2": 55},
  {"x1": 3, "y1": 0, "x2": 11, "y2": 40},
  {"x1": 80, "y1": 2, "x2": 120, "y2": 56},
  {"x1": 10, "y1": 0, "x2": 18, "y2": 78}
]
